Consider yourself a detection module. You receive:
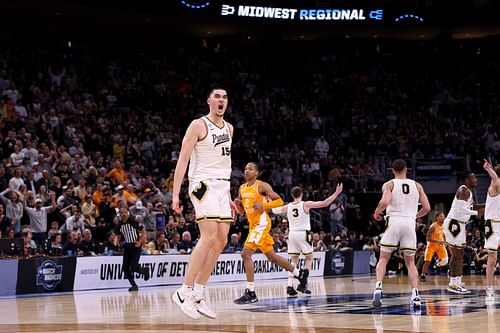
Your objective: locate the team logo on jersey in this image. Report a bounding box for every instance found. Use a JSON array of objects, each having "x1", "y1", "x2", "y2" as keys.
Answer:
[
  {"x1": 244, "y1": 289, "x2": 493, "y2": 316},
  {"x1": 484, "y1": 220, "x2": 493, "y2": 240},
  {"x1": 448, "y1": 219, "x2": 461, "y2": 238},
  {"x1": 212, "y1": 130, "x2": 231, "y2": 147}
]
